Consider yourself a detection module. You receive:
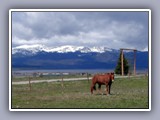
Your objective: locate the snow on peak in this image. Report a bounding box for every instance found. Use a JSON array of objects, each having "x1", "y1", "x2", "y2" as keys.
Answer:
[
  {"x1": 141, "y1": 47, "x2": 148, "y2": 52},
  {"x1": 90, "y1": 46, "x2": 112, "y2": 53},
  {"x1": 45, "y1": 45, "x2": 85, "y2": 53},
  {"x1": 15, "y1": 44, "x2": 43, "y2": 49},
  {"x1": 12, "y1": 44, "x2": 45, "y2": 54},
  {"x1": 12, "y1": 45, "x2": 114, "y2": 54},
  {"x1": 47, "y1": 45, "x2": 113, "y2": 53}
]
